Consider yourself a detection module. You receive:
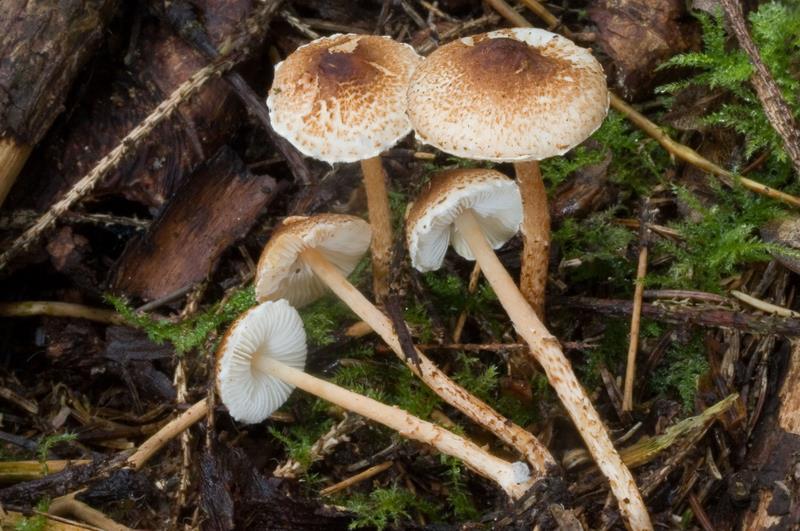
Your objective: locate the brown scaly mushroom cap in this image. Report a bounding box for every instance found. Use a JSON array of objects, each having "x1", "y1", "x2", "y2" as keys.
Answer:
[
  {"x1": 407, "y1": 28, "x2": 609, "y2": 162},
  {"x1": 406, "y1": 168, "x2": 523, "y2": 272},
  {"x1": 255, "y1": 214, "x2": 371, "y2": 308},
  {"x1": 267, "y1": 34, "x2": 422, "y2": 164}
]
